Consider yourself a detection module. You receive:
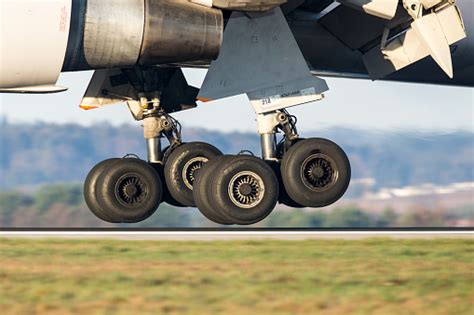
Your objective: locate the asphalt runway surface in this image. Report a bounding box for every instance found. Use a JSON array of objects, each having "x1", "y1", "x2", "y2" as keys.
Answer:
[{"x1": 0, "y1": 231, "x2": 472, "y2": 240}]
